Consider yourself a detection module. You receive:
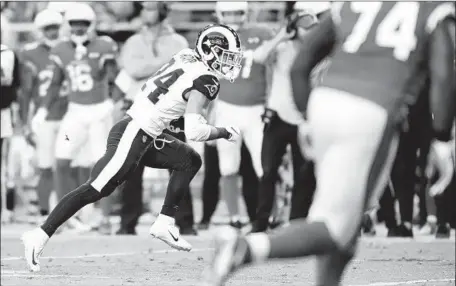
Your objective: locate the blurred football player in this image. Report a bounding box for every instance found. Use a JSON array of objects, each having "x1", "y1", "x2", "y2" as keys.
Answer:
[
  {"x1": 201, "y1": 2, "x2": 455, "y2": 286},
  {"x1": 31, "y1": 3, "x2": 118, "y2": 232},
  {"x1": 19, "y1": 9, "x2": 67, "y2": 224},
  {"x1": 213, "y1": 1, "x2": 273, "y2": 228},
  {"x1": 1, "y1": 43, "x2": 21, "y2": 222},
  {"x1": 22, "y1": 24, "x2": 243, "y2": 272}
]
